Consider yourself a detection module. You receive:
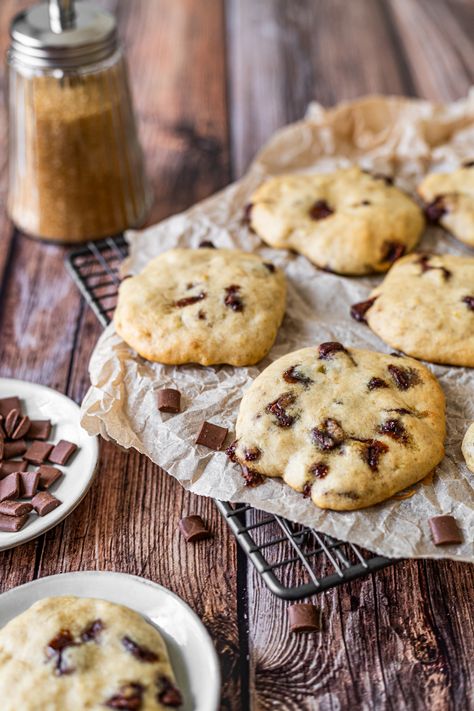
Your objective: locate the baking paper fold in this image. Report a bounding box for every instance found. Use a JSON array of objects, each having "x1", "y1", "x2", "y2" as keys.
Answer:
[{"x1": 81, "y1": 93, "x2": 474, "y2": 562}]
